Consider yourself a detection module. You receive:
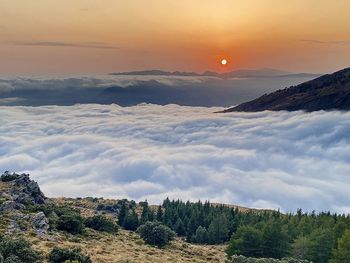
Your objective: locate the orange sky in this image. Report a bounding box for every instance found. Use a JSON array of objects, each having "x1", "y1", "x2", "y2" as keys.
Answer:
[{"x1": 1, "y1": 0, "x2": 350, "y2": 74}]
